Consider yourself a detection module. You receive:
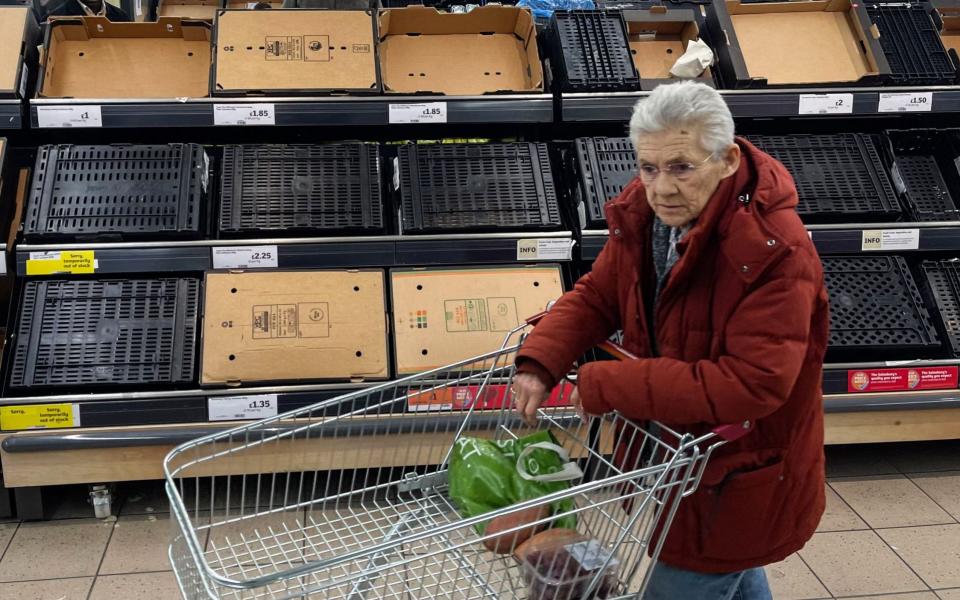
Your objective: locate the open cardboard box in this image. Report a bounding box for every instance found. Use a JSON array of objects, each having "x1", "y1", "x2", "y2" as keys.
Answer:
[
  {"x1": 201, "y1": 270, "x2": 389, "y2": 385},
  {"x1": 936, "y1": 1, "x2": 960, "y2": 80},
  {"x1": 0, "y1": 6, "x2": 39, "y2": 98},
  {"x1": 38, "y1": 17, "x2": 211, "y2": 98},
  {"x1": 378, "y1": 5, "x2": 544, "y2": 95},
  {"x1": 706, "y1": 0, "x2": 890, "y2": 87},
  {"x1": 155, "y1": 0, "x2": 224, "y2": 21},
  {"x1": 212, "y1": 9, "x2": 380, "y2": 96},
  {"x1": 390, "y1": 265, "x2": 564, "y2": 375},
  {"x1": 623, "y1": 8, "x2": 715, "y2": 90}
]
